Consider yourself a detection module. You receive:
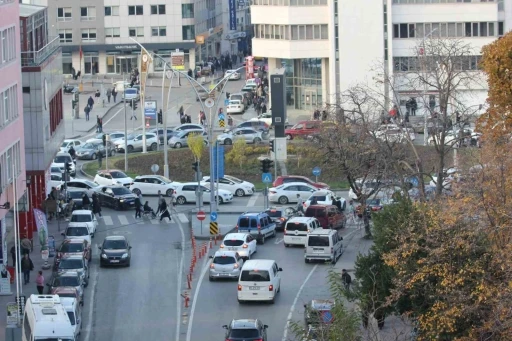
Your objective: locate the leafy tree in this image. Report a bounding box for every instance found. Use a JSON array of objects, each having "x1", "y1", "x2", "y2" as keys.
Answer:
[
  {"x1": 226, "y1": 139, "x2": 247, "y2": 169},
  {"x1": 187, "y1": 132, "x2": 206, "y2": 161}
]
